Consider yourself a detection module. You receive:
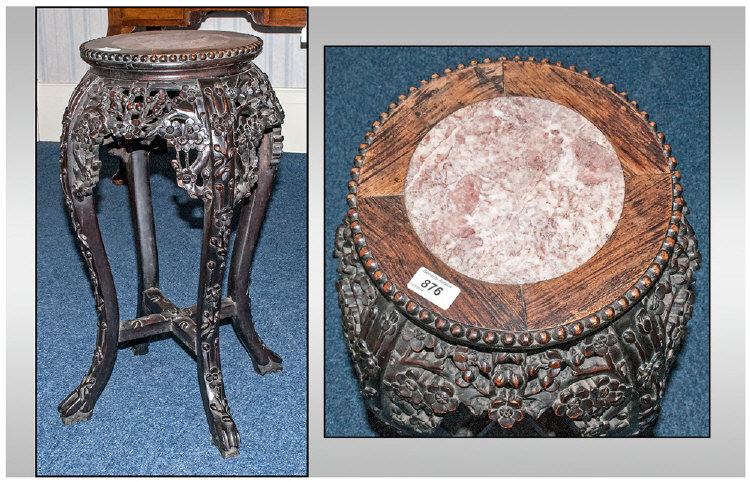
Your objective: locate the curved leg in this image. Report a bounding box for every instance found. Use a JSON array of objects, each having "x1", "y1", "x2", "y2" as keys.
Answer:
[
  {"x1": 196, "y1": 197, "x2": 241, "y2": 458},
  {"x1": 58, "y1": 87, "x2": 120, "y2": 423},
  {"x1": 196, "y1": 82, "x2": 241, "y2": 458},
  {"x1": 227, "y1": 132, "x2": 283, "y2": 375},
  {"x1": 124, "y1": 147, "x2": 158, "y2": 355}
]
